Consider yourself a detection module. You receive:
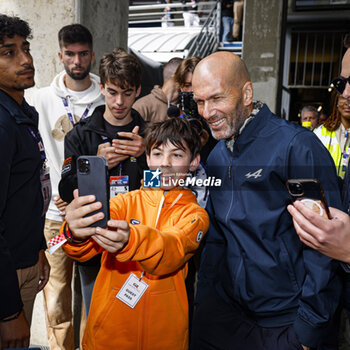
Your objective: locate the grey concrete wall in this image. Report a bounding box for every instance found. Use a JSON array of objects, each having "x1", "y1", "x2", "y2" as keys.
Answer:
[
  {"x1": 0, "y1": 0, "x2": 75, "y2": 89},
  {"x1": 0, "y1": 0, "x2": 129, "y2": 89},
  {"x1": 242, "y1": 0, "x2": 287, "y2": 113},
  {"x1": 79, "y1": 0, "x2": 129, "y2": 61}
]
